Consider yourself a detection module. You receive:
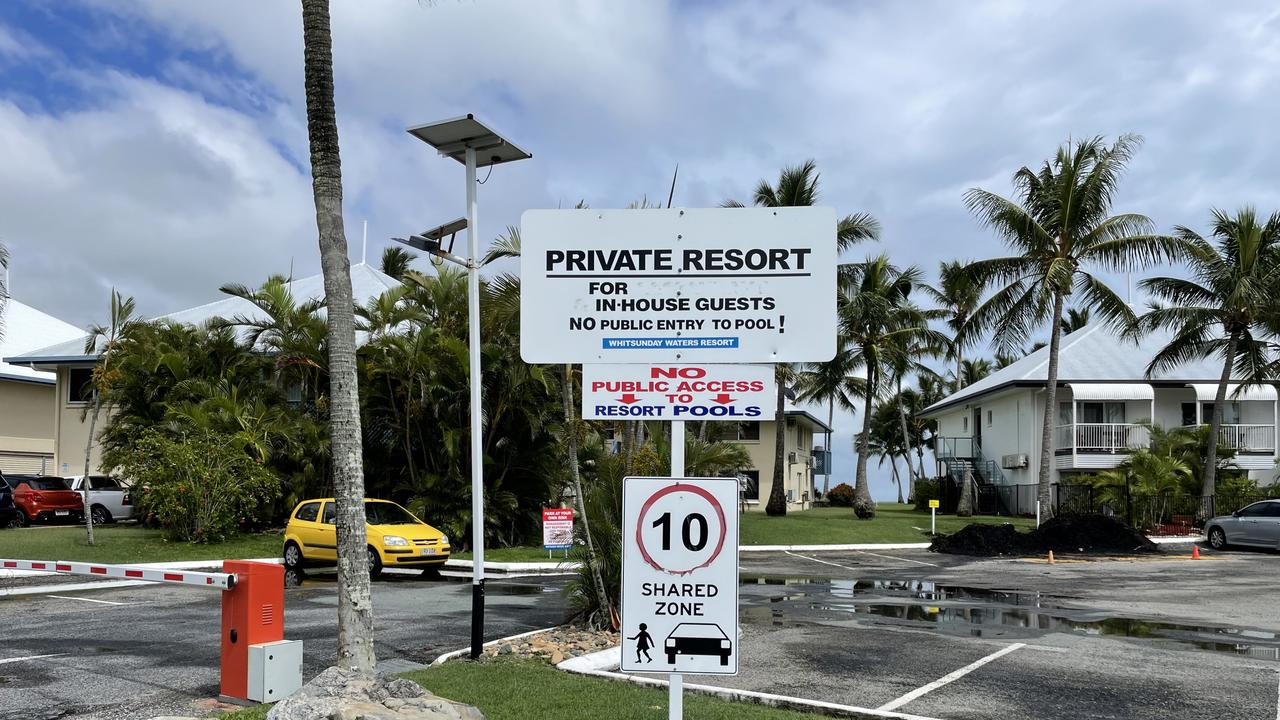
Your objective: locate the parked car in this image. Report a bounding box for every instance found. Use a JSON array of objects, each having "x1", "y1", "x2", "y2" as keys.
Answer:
[
  {"x1": 1205, "y1": 500, "x2": 1280, "y2": 550},
  {"x1": 3, "y1": 474, "x2": 84, "y2": 526},
  {"x1": 0, "y1": 477, "x2": 20, "y2": 528},
  {"x1": 65, "y1": 475, "x2": 134, "y2": 524},
  {"x1": 282, "y1": 498, "x2": 451, "y2": 578}
]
